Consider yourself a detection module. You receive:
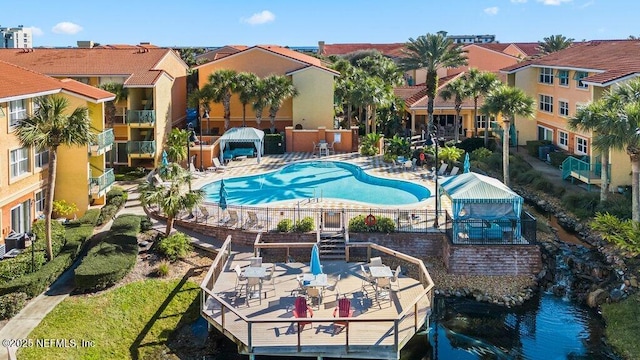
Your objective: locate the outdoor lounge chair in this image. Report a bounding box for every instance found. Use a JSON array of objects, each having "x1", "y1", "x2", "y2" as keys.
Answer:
[
  {"x1": 152, "y1": 174, "x2": 171, "y2": 187},
  {"x1": 223, "y1": 210, "x2": 239, "y2": 228},
  {"x1": 243, "y1": 211, "x2": 262, "y2": 229},
  {"x1": 437, "y1": 163, "x2": 449, "y2": 176},
  {"x1": 210, "y1": 157, "x2": 227, "y2": 172},
  {"x1": 324, "y1": 274, "x2": 341, "y2": 302},
  {"x1": 332, "y1": 297, "x2": 355, "y2": 335},
  {"x1": 398, "y1": 211, "x2": 413, "y2": 229},
  {"x1": 292, "y1": 296, "x2": 313, "y2": 332},
  {"x1": 197, "y1": 206, "x2": 210, "y2": 223},
  {"x1": 447, "y1": 166, "x2": 460, "y2": 176}
]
